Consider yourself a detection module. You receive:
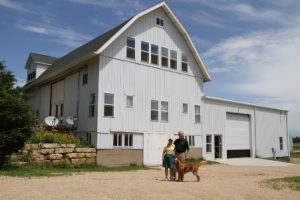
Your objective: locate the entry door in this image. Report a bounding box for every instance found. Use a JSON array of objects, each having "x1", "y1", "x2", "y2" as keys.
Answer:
[{"x1": 214, "y1": 135, "x2": 222, "y2": 159}]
